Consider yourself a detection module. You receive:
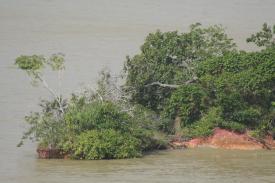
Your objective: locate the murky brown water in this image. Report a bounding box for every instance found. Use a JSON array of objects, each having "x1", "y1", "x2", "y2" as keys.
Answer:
[{"x1": 0, "y1": 0, "x2": 275, "y2": 182}]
